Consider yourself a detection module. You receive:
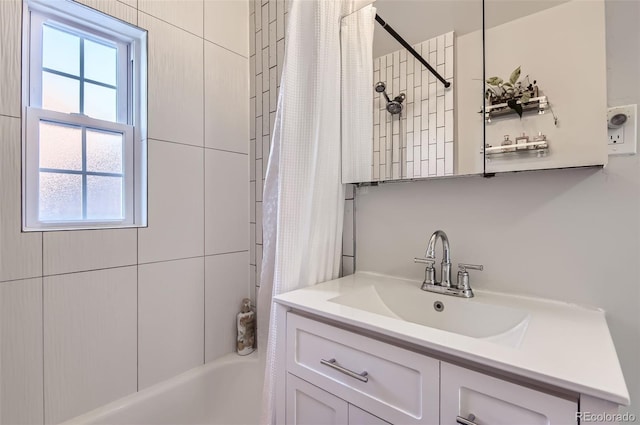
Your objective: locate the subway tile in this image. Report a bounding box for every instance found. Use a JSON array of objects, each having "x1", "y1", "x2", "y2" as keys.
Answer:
[
  {"x1": 437, "y1": 35, "x2": 445, "y2": 65},
  {"x1": 445, "y1": 110, "x2": 454, "y2": 142},
  {"x1": 413, "y1": 153, "x2": 421, "y2": 177},
  {"x1": 269, "y1": 67, "x2": 277, "y2": 112},
  {"x1": 406, "y1": 161, "x2": 414, "y2": 179},
  {"x1": 261, "y1": 4, "x2": 268, "y2": 46},
  {"x1": 205, "y1": 150, "x2": 249, "y2": 255},
  {"x1": 256, "y1": 75, "x2": 263, "y2": 116},
  {"x1": 429, "y1": 38, "x2": 436, "y2": 53},
  {"x1": 140, "y1": 0, "x2": 202, "y2": 35},
  {"x1": 268, "y1": 0, "x2": 276, "y2": 22},
  {"x1": 205, "y1": 252, "x2": 249, "y2": 361},
  {"x1": 255, "y1": 243, "x2": 262, "y2": 286},
  {"x1": 421, "y1": 160, "x2": 429, "y2": 178},
  {"x1": 250, "y1": 223, "x2": 256, "y2": 264},
  {"x1": 429, "y1": 145, "x2": 437, "y2": 175},
  {"x1": 205, "y1": 41, "x2": 249, "y2": 153},
  {"x1": 407, "y1": 132, "x2": 414, "y2": 161},
  {"x1": 0, "y1": 116, "x2": 42, "y2": 282},
  {"x1": 276, "y1": 0, "x2": 285, "y2": 40},
  {"x1": 437, "y1": 64, "x2": 446, "y2": 96},
  {"x1": 256, "y1": 201, "x2": 263, "y2": 245},
  {"x1": 445, "y1": 83, "x2": 454, "y2": 111},
  {"x1": 262, "y1": 135, "x2": 269, "y2": 160},
  {"x1": 44, "y1": 267, "x2": 137, "y2": 424},
  {"x1": 0, "y1": 0, "x2": 21, "y2": 117},
  {"x1": 0, "y1": 278, "x2": 43, "y2": 425},
  {"x1": 413, "y1": 88, "x2": 421, "y2": 115},
  {"x1": 276, "y1": 39, "x2": 285, "y2": 83},
  {"x1": 249, "y1": 0, "x2": 255, "y2": 15},
  {"x1": 372, "y1": 152, "x2": 380, "y2": 180},
  {"x1": 138, "y1": 258, "x2": 204, "y2": 389},
  {"x1": 249, "y1": 181, "x2": 256, "y2": 221},
  {"x1": 262, "y1": 48, "x2": 269, "y2": 88},
  {"x1": 421, "y1": 130, "x2": 429, "y2": 161},
  {"x1": 250, "y1": 97, "x2": 256, "y2": 139},
  {"x1": 445, "y1": 46, "x2": 454, "y2": 79},
  {"x1": 250, "y1": 264, "x2": 257, "y2": 288},
  {"x1": 141, "y1": 13, "x2": 204, "y2": 147},
  {"x1": 255, "y1": 32, "x2": 263, "y2": 70},
  {"x1": 429, "y1": 82, "x2": 437, "y2": 111},
  {"x1": 437, "y1": 95, "x2": 445, "y2": 127},
  {"x1": 204, "y1": 0, "x2": 249, "y2": 56},
  {"x1": 421, "y1": 100, "x2": 429, "y2": 129},
  {"x1": 429, "y1": 114, "x2": 437, "y2": 142},
  {"x1": 250, "y1": 55, "x2": 256, "y2": 97},
  {"x1": 269, "y1": 21, "x2": 277, "y2": 67},
  {"x1": 445, "y1": 142, "x2": 454, "y2": 175},
  {"x1": 437, "y1": 127, "x2": 445, "y2": 158},
  {"x1": 262, "y1": 86, "x2": 269, "y2": 118},
  {"x1": 445, "y1": 31, "x2": 454, "y2": 47},
  {"x1": 44, "y1": 229, "x2": 137, "y2": 276},
  {"x1": 255, "y1": 160, "x2": 263, "y2": 201},
  {"x1": 138, "y1": 140, "x2": 204, "y2": 263},
  {"x1": 421, "y1": 70, "x2": 429, "y2": 99},
  {"x1": 269, "y1": 111, "x2": 276, "y2": 137},
  {"x1": 255, "y1": 0, "x2": 262, "y2": 31},
  {"x1": 429, "y1": 51, "x2": 436, "y2": 83},
  {"x1": 437, "y1": 158, "x2": 445, "y2": 176}
]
